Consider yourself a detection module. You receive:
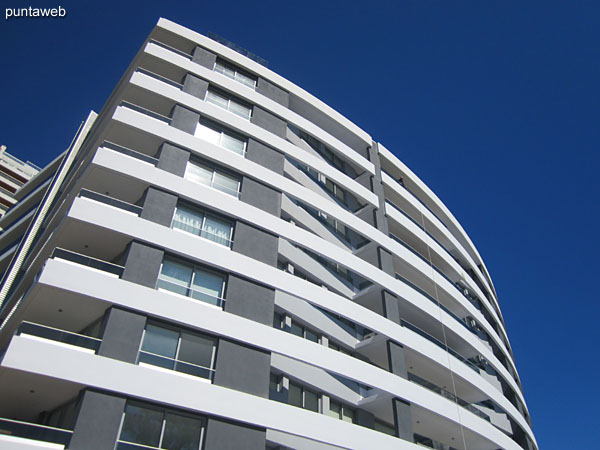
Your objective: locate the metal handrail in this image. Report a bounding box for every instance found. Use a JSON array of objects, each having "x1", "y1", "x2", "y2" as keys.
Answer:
[
  {"x1": 138, "y1": 350, "x2": 215, "y2": 380},
  {"x1": 119, "y1": 101, "x2": 171, "y2": 124},
  {"x1": 17, "y1": 321, "x2": 101, "y2": 352},
  {"x1": 0, "y1": 417, "x2": 73, "y2": 446},
  {"x1": 52, "y1": 248, "x2": 124, "y2": 277},
  {"x1": 102, "y1": 141, "x2": 159, "y2": 166},
  {"x1": 79, "y1": 189, "x2": 142, "y2": 215},
  {"x1": 156, "y1": 278, "x2": 225, "y2": 307}
]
